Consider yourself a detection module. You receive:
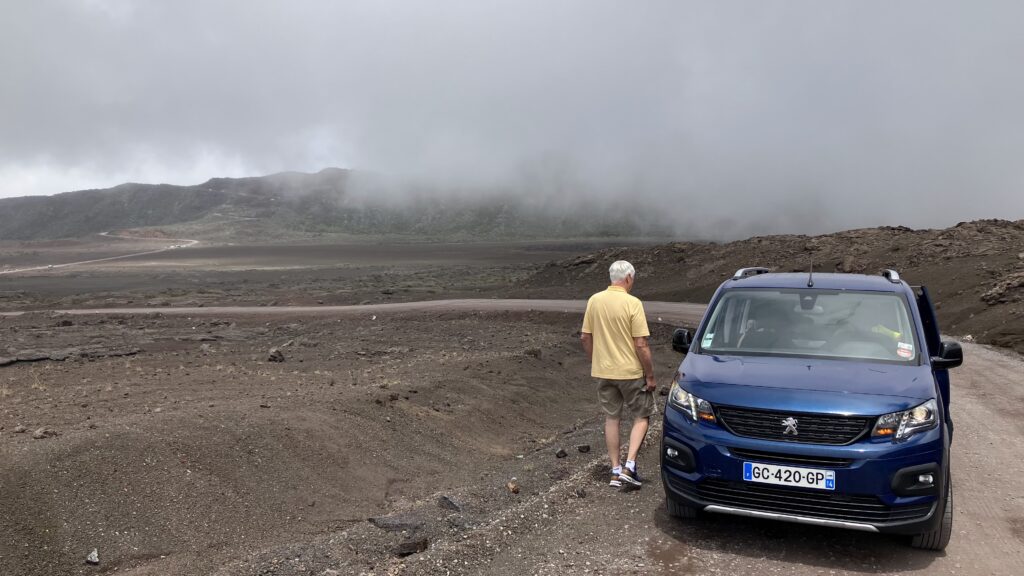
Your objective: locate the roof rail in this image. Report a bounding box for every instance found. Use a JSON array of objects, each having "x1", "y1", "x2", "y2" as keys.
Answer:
[
  {"x1": 882, "y1": 269, "x2": 901, "y2": 283},
  {"x1": 732, "y1": 267, "x2": 771, "y2": 281}
]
